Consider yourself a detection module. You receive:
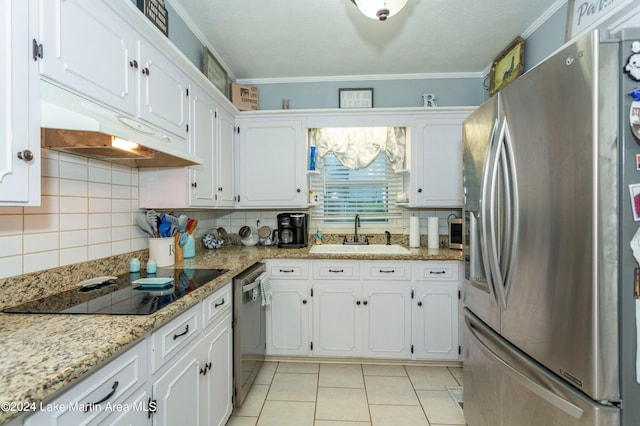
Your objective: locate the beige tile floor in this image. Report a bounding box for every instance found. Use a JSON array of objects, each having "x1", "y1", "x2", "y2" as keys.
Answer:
[{"x1": 227, "y1": 362, "x2": 466, "y2": 426}]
